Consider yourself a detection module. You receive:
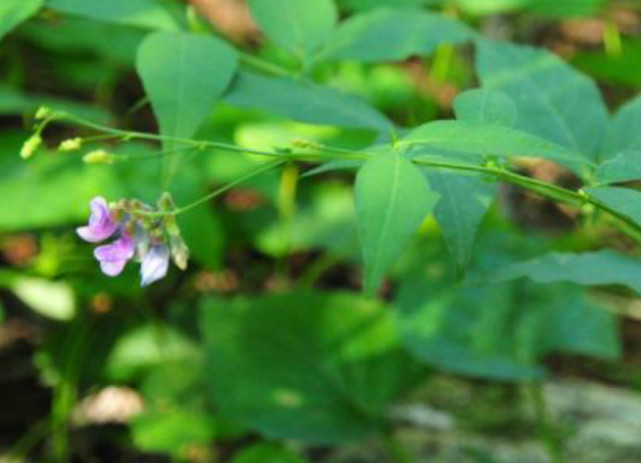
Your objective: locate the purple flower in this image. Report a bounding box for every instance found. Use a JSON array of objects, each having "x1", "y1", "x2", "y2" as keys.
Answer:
[
  {"x1": 77, "y1": 197, "x2": 118, "y2": 243},
  {"x1": 140, "y1": 245, "x2": 170, "y2": 287},
  {"x1": 94, "y1": 233, "x2": 135, "y2": 277}
]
